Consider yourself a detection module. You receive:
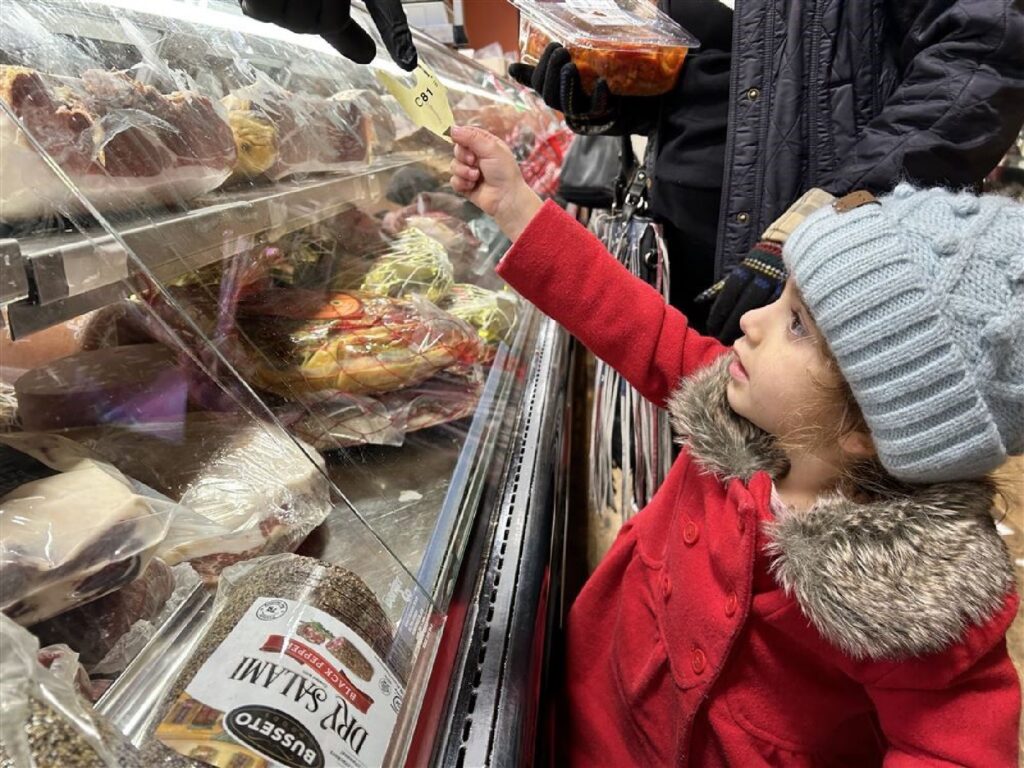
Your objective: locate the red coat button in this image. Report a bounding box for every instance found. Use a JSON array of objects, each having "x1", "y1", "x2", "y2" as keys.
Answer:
[
  {"x1": 661, "y1": 575, "x2": 672, "y2": 599},
  {"x1": 725, "y1": 592, "x2": 738, "y2": 617},
  {"x1": 691, "y1": 648, "x2": 707, "y2": 674},
  {"x1": 683, "y1": 521, "x2": 699, "y2": 545}
]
